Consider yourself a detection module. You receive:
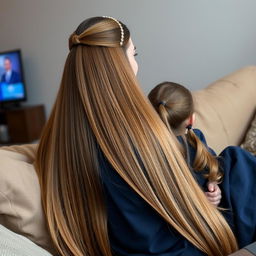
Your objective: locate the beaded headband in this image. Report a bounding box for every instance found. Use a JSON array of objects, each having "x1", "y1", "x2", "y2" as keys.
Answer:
[{"x1": 103, "y1": 16, "x2": 124, "y2": 46}]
